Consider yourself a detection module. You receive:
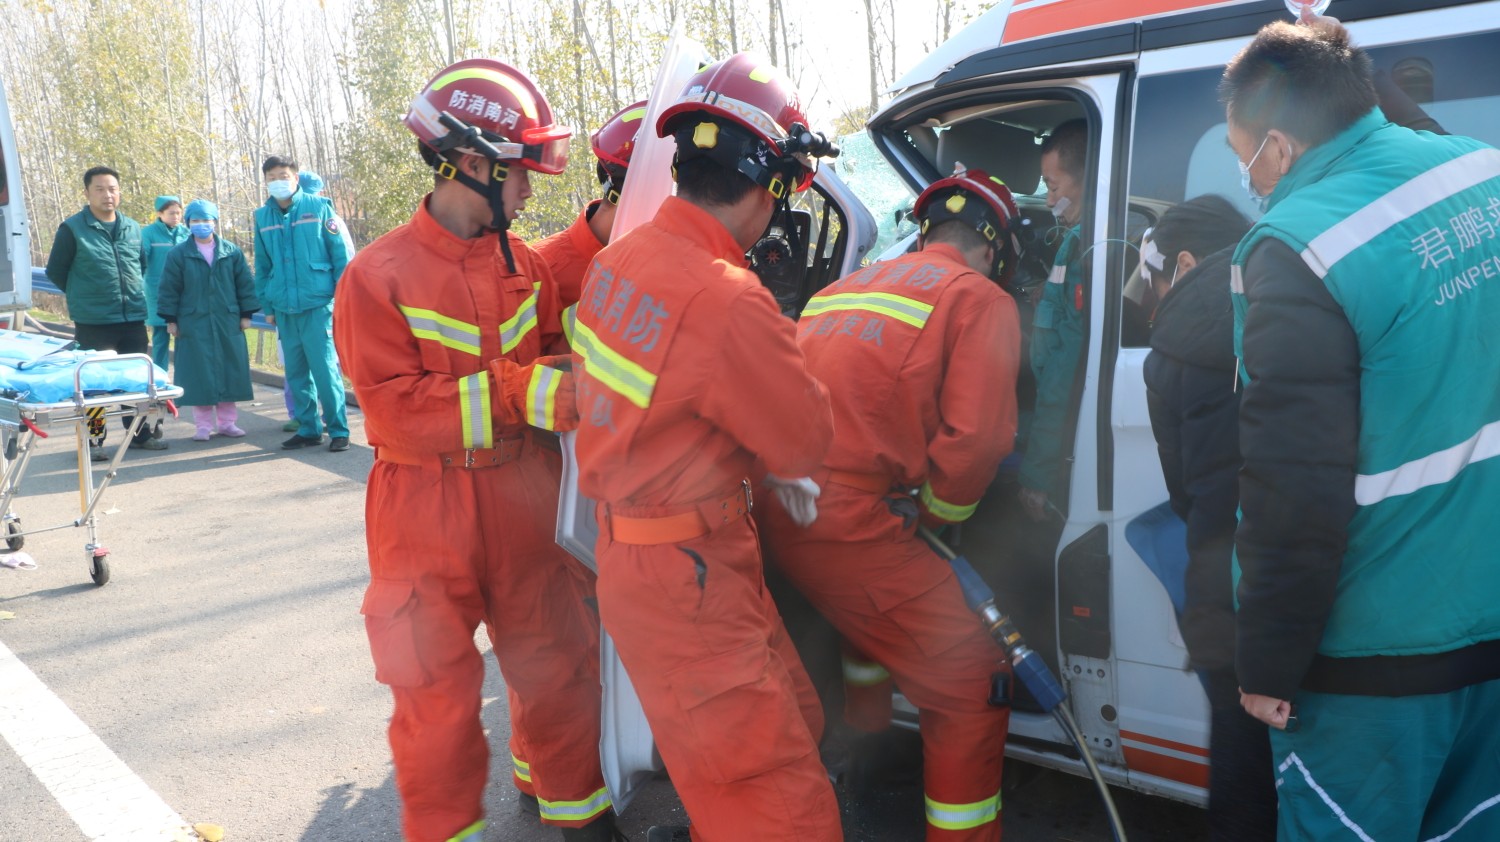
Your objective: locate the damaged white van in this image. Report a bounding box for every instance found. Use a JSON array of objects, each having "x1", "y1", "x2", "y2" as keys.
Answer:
[{"x1": 767, "y1": 0, "x2": 1500, "y2": 808}]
